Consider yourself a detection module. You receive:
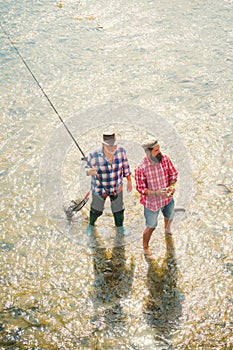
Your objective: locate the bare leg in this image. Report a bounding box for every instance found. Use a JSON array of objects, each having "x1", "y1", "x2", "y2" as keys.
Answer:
[
  {"x1": 164, "y1": 217, "x2": 173, "y2": 234},
  {"x1": 143, "y1": 227, "x2": 155, "y2": 252}
]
